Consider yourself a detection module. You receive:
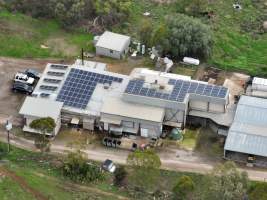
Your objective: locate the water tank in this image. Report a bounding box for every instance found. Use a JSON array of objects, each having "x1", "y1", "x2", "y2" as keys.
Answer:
[{"x1": 183, "y1": 57, "x2": 200, "y2": 66}]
